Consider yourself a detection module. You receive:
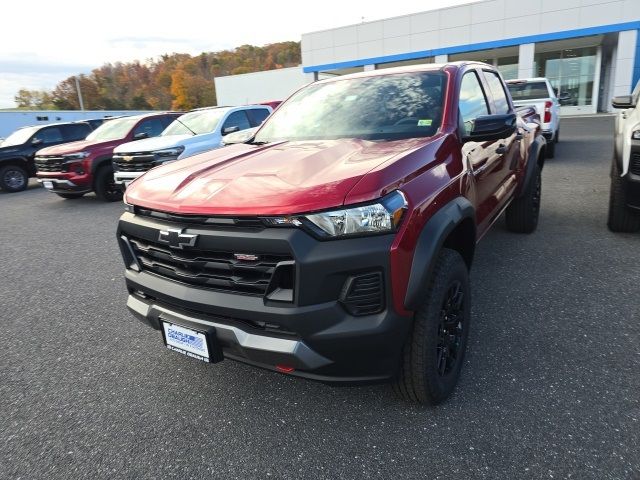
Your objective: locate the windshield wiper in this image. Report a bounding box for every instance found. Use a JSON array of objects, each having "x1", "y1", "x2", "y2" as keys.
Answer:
[{"x1": 174, "y1": 119, "x2": 197, "y2": 136}]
